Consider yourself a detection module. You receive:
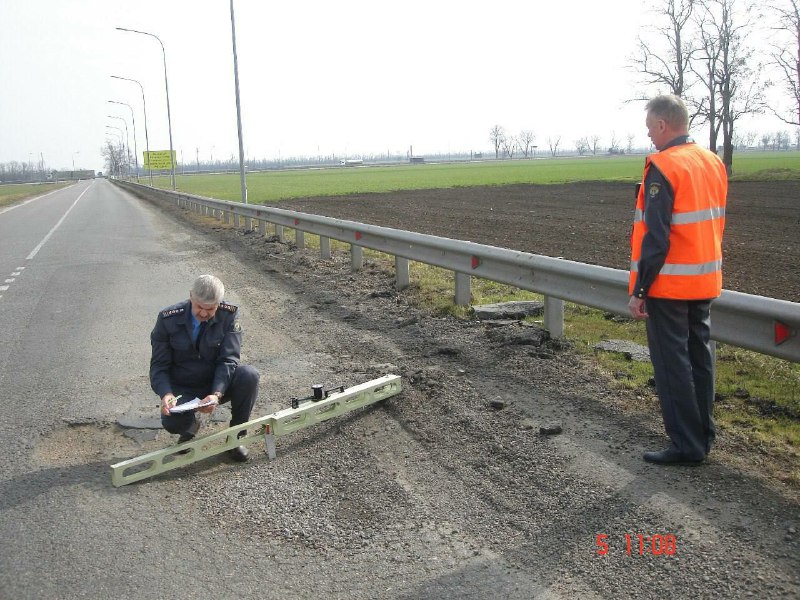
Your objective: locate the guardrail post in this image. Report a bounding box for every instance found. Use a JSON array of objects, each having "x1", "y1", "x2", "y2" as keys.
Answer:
[
  {"x1": 395, "y1": 257, "x2": 410, "y2": 290},
  {"x1": 544, "y1": 295, "x2": 565, "y2": 338},
  {"x1": 275, "y1": 224, "x2": 285, "y2": 242},
  {"x1": 226, "y1": 211, "x2": 233, "y2": 225},
  {"x1": 258, "y1": 219, "x2": 267, "y2": 236},
  {"x1": 320, "y1": 236, "x2": 331, "y2": 259},
  {"x1": 296, "y1": 230, "x2": 305, "y2": 249},
  {"x1": 454, "y1": 272, "x2": 471, "y2": 306},
  {"x1": 351, "y1": 245, "x2": 364, "y2": 271}
]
